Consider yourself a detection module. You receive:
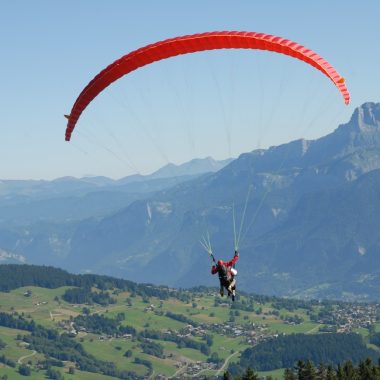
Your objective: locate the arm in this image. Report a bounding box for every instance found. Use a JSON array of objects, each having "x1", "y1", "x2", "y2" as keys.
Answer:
[
  {"x1": 211, "y1": 266, "x2": 218, "y2": 274},
  {"x1": 225, "y1": 252, "x2": 239, "y2": 268}
]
